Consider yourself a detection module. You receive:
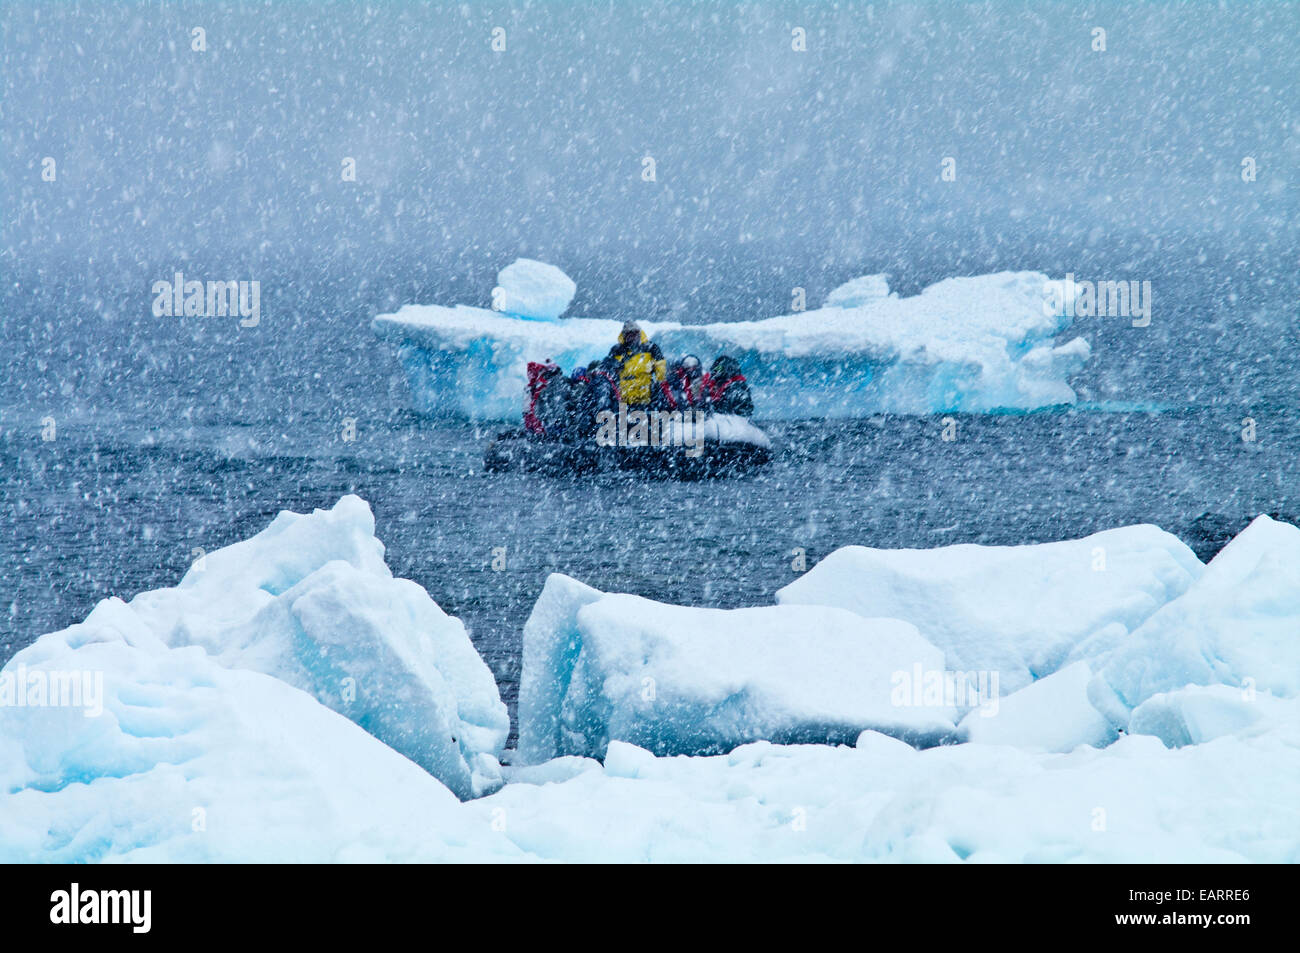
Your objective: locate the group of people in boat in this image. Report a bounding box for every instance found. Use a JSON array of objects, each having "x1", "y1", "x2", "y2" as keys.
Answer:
[{"x1": 524, "y1": 320, "x2": 753, "y2": 440}]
